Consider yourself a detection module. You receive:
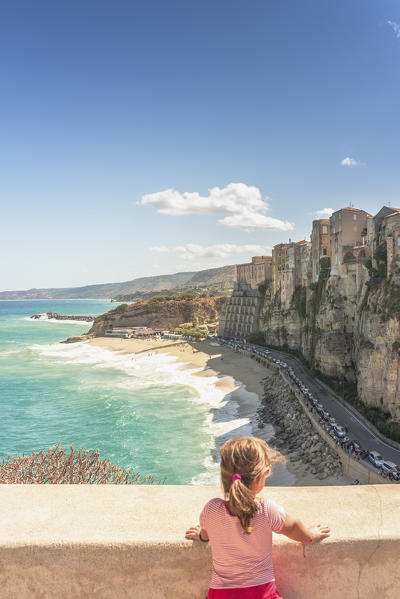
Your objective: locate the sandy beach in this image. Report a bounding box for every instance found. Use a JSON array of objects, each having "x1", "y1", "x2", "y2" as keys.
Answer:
[{"x1": 88, "y1": 336, "x2": 351, "y2": 486}]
